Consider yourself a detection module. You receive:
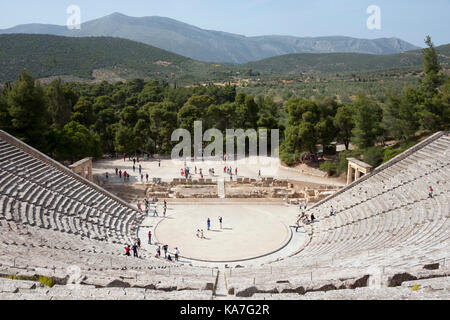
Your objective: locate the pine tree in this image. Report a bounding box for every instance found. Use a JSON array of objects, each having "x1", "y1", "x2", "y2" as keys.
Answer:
[
  {"x1": 420, "y1": 36, "x2": 445, "y2": 97},
  {"x1": 6, "y1": 71, "x2": 50, "y2": 149}
]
